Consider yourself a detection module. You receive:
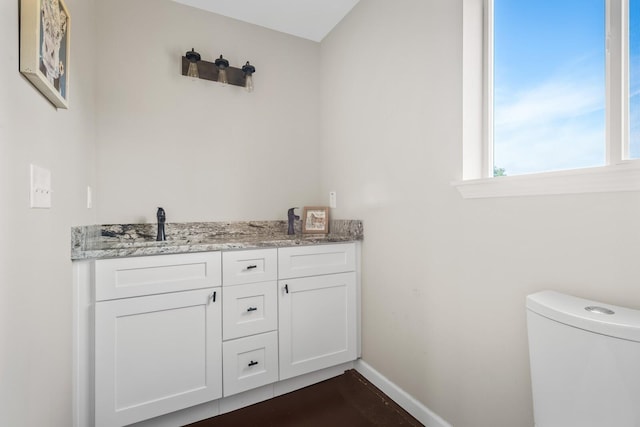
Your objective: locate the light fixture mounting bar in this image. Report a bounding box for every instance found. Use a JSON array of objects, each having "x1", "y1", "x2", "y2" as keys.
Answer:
[{"x1": 181, "y1": 56, "x2": 248, "y2": 87}]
